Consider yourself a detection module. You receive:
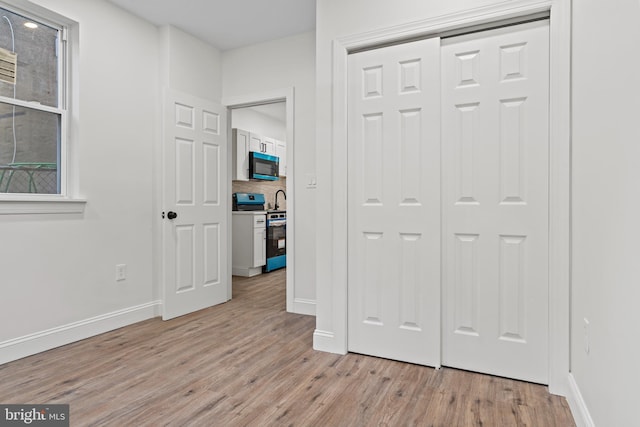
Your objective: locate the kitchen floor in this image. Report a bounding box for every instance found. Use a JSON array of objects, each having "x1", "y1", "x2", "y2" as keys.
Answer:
[{"x1": 232, "y1": 268, "x2": 287, "y2": 309}]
